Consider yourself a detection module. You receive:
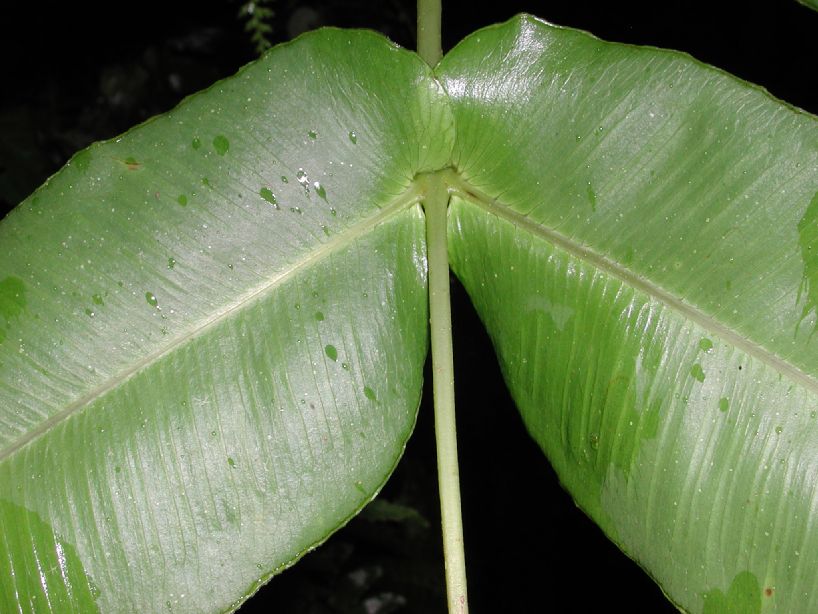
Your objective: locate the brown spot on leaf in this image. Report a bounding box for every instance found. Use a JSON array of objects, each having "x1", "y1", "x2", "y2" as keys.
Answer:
[{"x1": 117, "y1": 156, "x2": 141, "y2": 170}]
